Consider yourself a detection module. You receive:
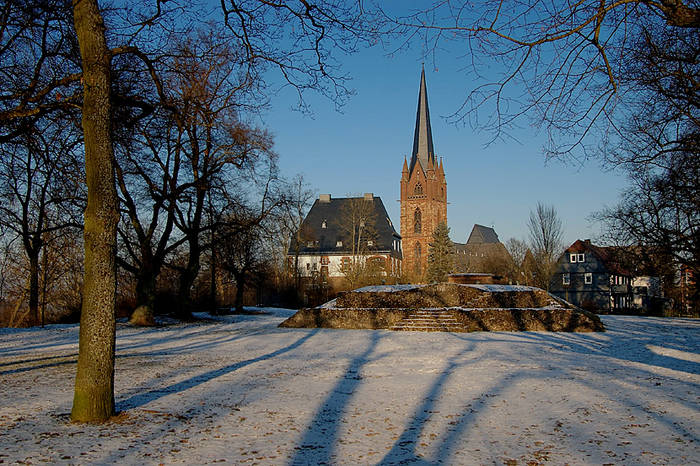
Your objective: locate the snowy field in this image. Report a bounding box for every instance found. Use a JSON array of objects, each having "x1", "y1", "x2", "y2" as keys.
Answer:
[{"x1": 1, "y1": 310, "x2": 698, "y2": 465}]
